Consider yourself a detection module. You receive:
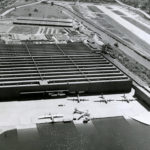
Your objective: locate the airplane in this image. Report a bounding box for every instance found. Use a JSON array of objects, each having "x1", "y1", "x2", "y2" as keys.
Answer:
[
  {"x1": 94, "y1": 99, "x2": 114, "y2": 104},
  {"x1": 73, "y1": 108, "x2": 90, "y2": 122},
  {"x1": 77, "y1": 110, "x2": 90, "y2": 120},
  {"x1": 67, "y1": 94, "x2": 89, "y2": 103},
  {"x1": 73, "y1": 108, "x2": 84, "y2": 114},
  {"x1": 58, "y1": 104, "x2": 65, "y2": 107},
  {"x1": 99, "y1": 94, "x2": 105, "y2": 99},
  {"x1": 116, "y1": 94, "x2": 136, "y2": 103},
  {"x1": 94, "y1": 94, "x2": 114, "y2": 104},
  {"x1": 116, "y1": 99, "x2": 135, "y2": 103},
  {"x1": 38, "y1": 113, "x2": 63, "y2": 123}
]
